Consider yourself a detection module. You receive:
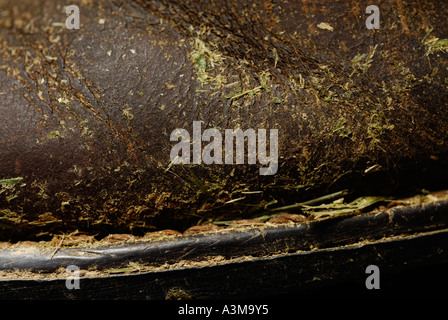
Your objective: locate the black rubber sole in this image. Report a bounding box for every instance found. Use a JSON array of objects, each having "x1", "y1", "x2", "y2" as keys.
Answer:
[{"x1": 1, "y1": 200, "x2": 447, "y2": 299}]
